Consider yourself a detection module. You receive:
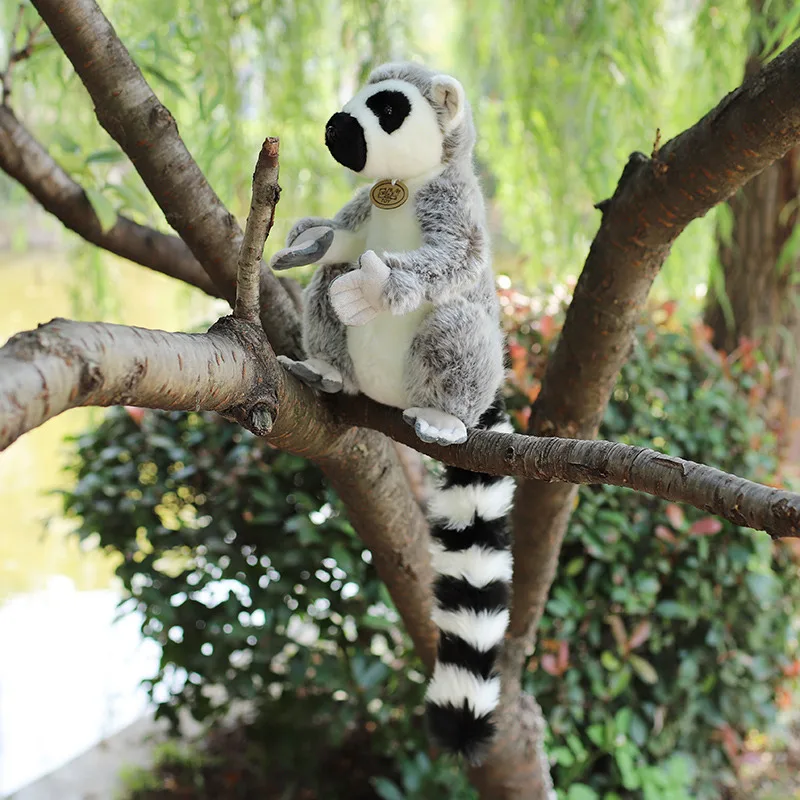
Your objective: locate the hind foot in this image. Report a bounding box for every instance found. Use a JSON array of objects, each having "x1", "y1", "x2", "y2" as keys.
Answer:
[
  {"x1": 402, "y1": 407, "x2": 468, "y2": 446},
  {"x1": 278, "y1": 356, "x2": 343, "y2": 394}
]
